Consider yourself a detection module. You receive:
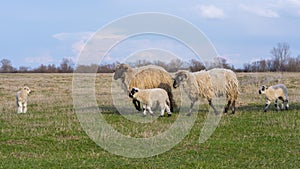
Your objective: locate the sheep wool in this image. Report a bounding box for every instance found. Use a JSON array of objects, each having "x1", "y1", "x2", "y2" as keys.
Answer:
[
  {"x1": 173, "y1": 70, "x2": 217, "y2": 115},
  {"x1": 259, "y1": 84, "x2": 289, "y2": 112},
  {"x1": 173, "y1": 68, "x2": 239, "y2": 115},
  {"x1": 129, "y1": 87, "x2": 171, "y2": 117},
  {"x1": 208, "y1": 68, "x2": 239, "y2": 114}
]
